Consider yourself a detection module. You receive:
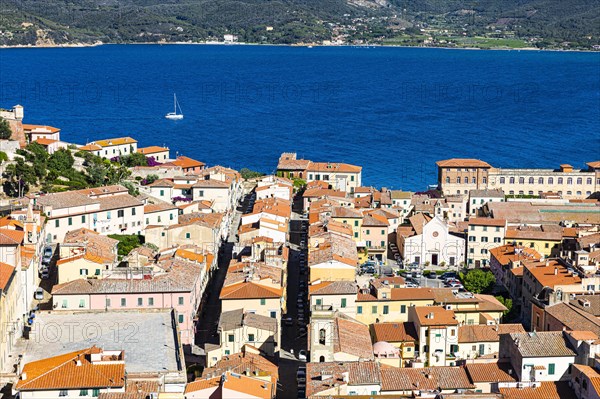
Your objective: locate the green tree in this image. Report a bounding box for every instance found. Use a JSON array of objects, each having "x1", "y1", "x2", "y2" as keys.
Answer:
[
  {"x1": 240, "y1": 168, "x2": 264, "y2": 180},
  {"x1": 0, "y1": 151, "x2": 8, "y2": 163},
  {"x1": 122, "y1": 181, "x2": 139, "y2": 196},
  {"x1": 48, "y1": 148, "x2": 75, "y2": 173},
  {"x1": 495, "y1": 295, "x2": 514, "y2": 318},
  {"x1": 120, "y1": 152, "x2": 148, "y2": 167},
  {"x1": 145, "y1": 174, "x2": 159, "y2": 184},
  {"x1": 292, "y1": 177, "x2": 306, "y2": 188},
  {"x1": 108, "y1": 234, "x2": 143, "y2": 256},
  {"x1": 460, "y1": 269, "x2": 496, "y2": 294},
  {"x1": 0, "y1": 119, "x2": 12, "y2": 140}
]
